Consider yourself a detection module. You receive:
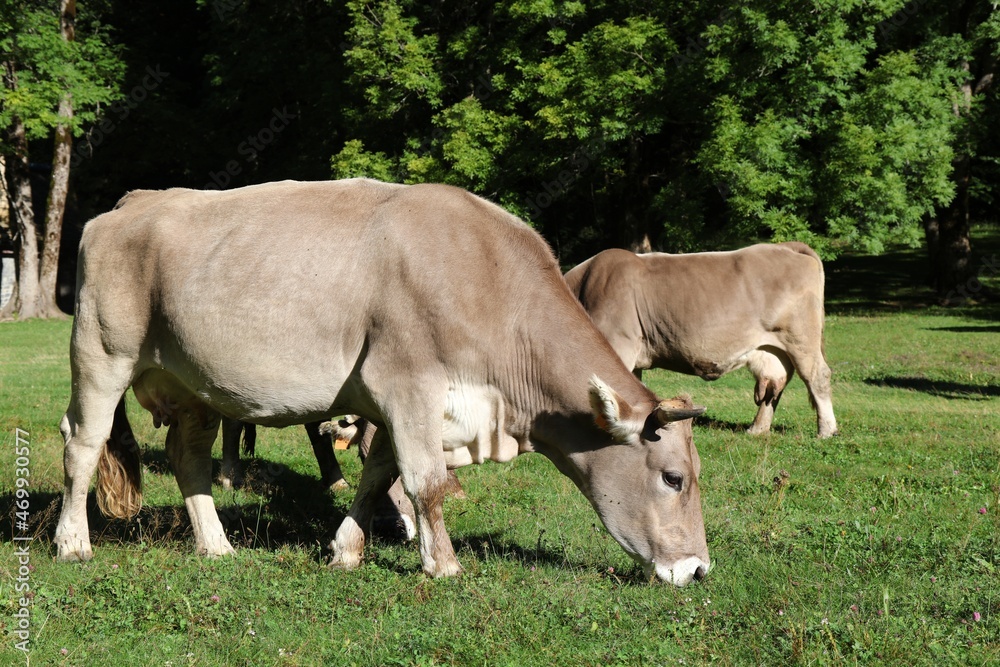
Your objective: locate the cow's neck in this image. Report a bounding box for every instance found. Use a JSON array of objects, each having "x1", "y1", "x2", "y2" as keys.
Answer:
[{"x1": 495, "y1": 285, "x2": 657, "y2": 459}]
